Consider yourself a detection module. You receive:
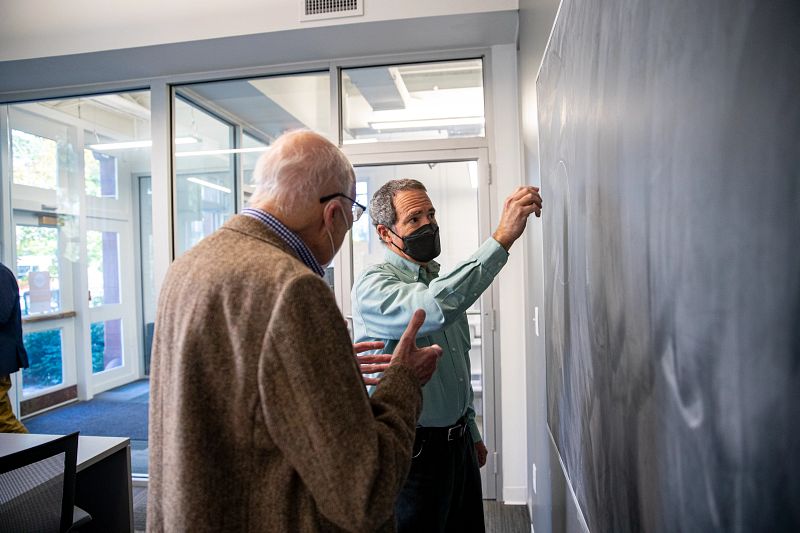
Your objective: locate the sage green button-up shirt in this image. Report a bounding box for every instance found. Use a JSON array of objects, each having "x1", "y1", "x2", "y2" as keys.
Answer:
[{"x1": 352, "y1": 238, "x2": 509, "y2": 442}]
